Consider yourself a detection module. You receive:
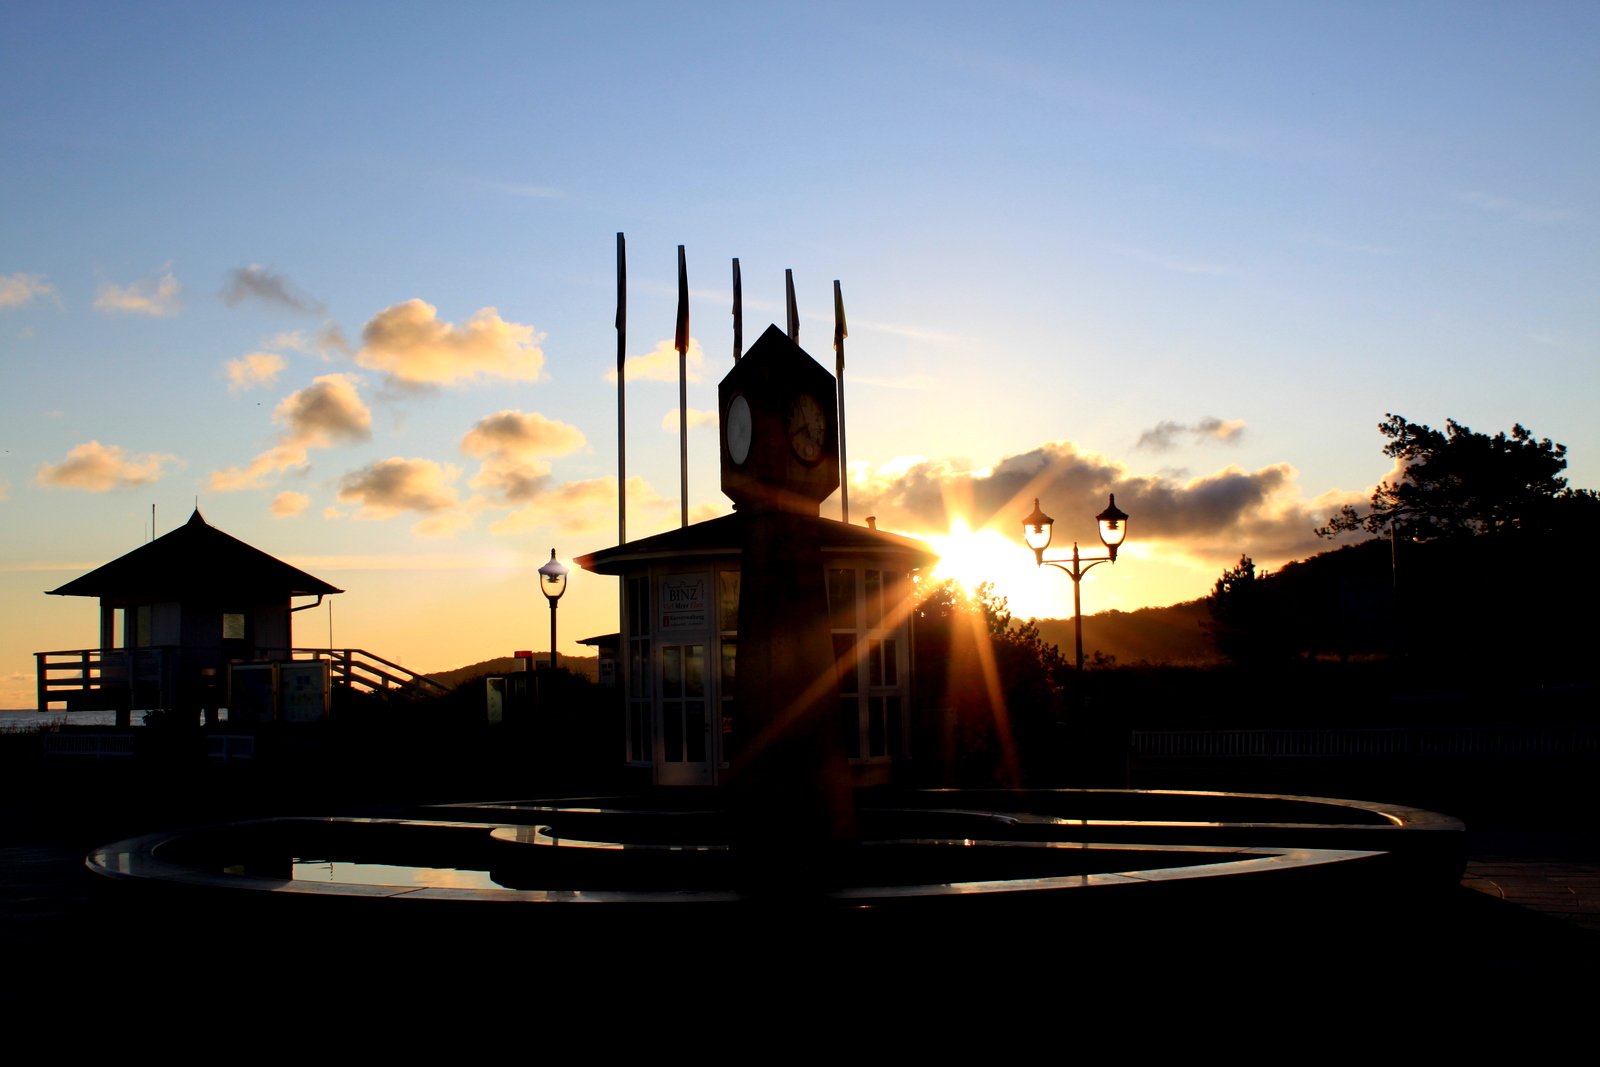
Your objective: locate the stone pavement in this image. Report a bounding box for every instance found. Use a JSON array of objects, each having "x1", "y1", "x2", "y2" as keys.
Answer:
[{"x1": 1463, "y1": 830, "x2": 1600, "y2": 934}]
